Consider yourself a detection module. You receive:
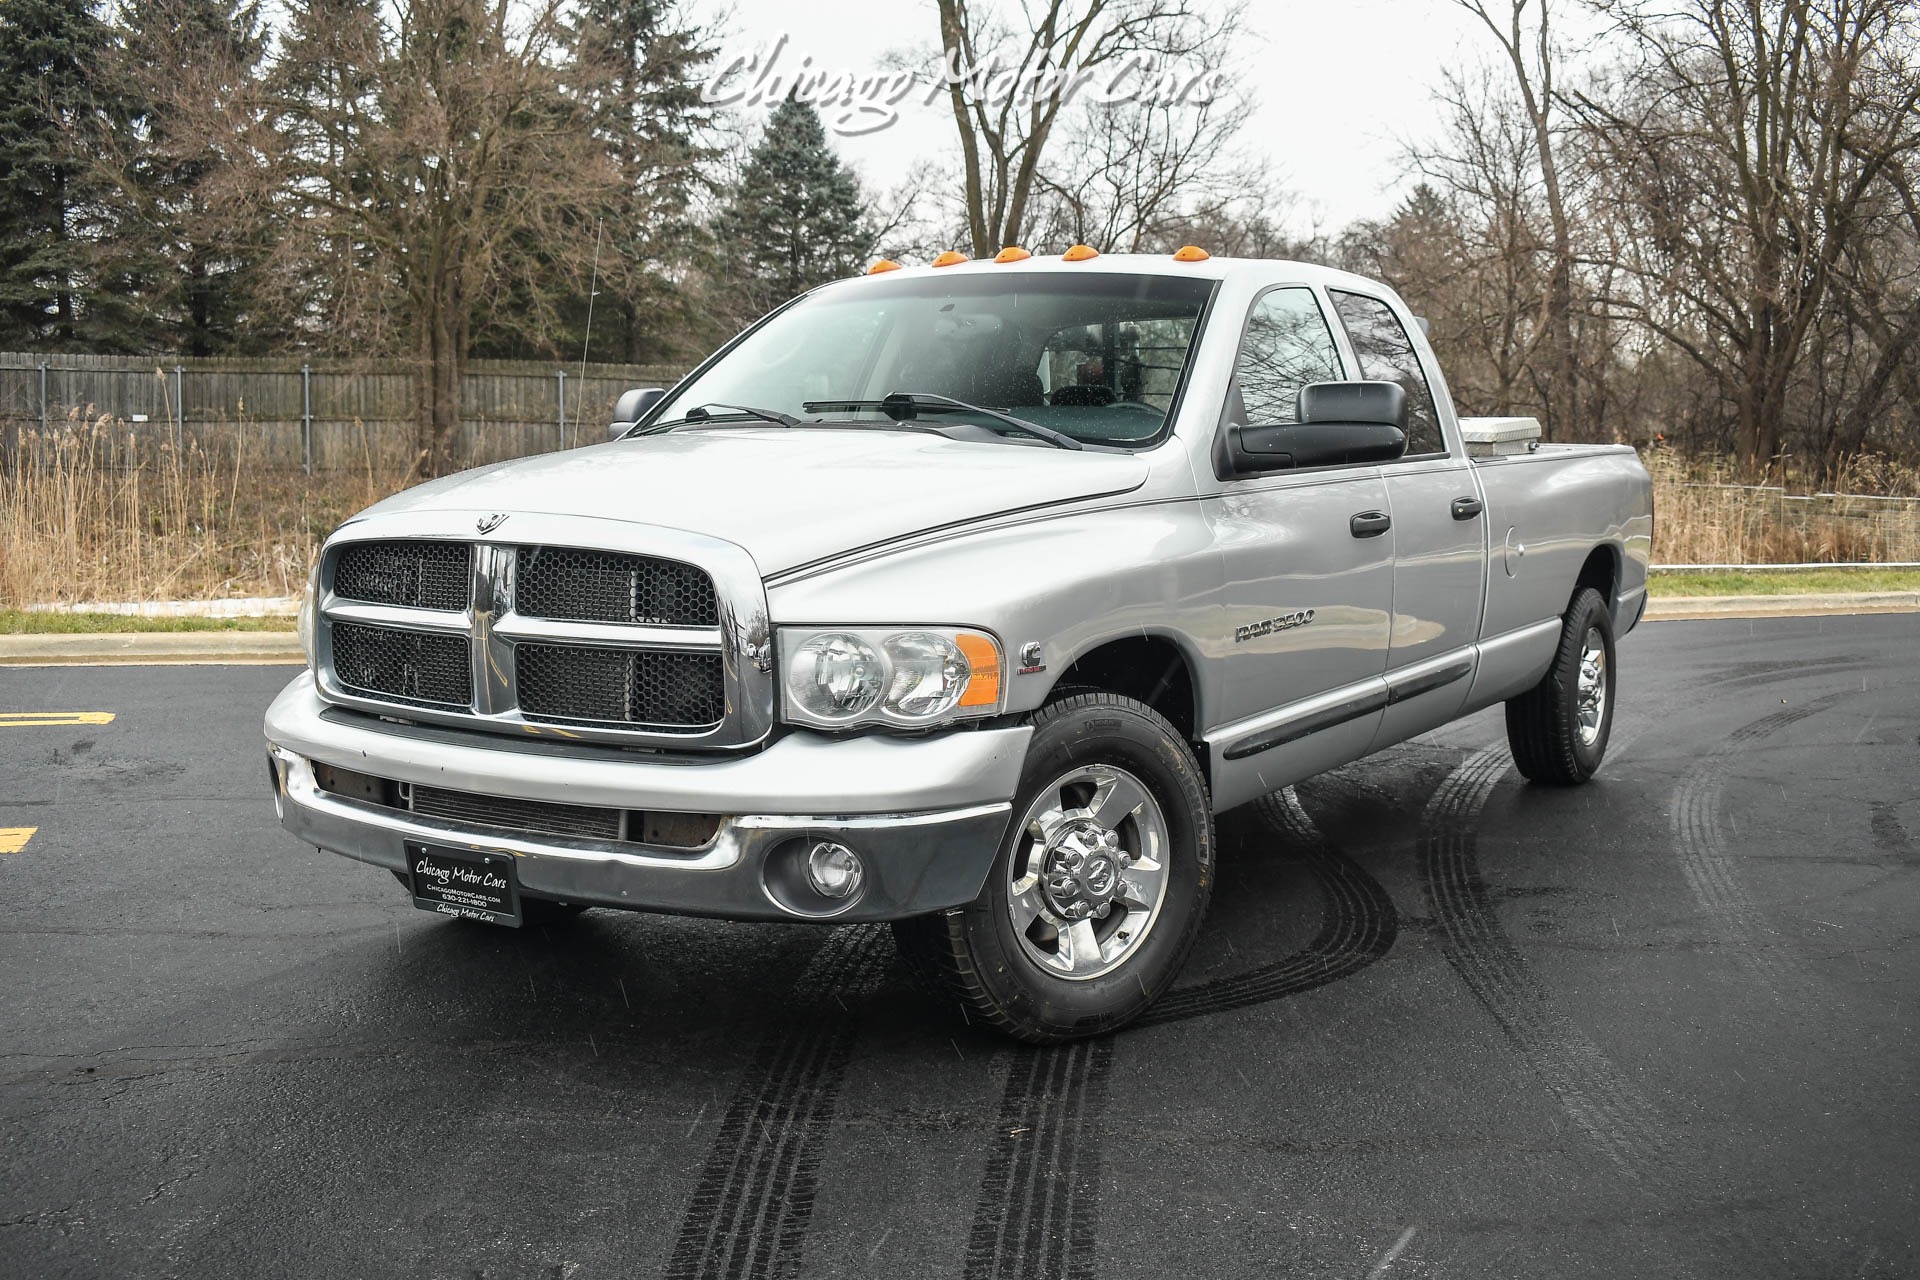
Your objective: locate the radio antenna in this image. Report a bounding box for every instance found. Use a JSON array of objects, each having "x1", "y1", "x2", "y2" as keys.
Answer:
[{"x1": 577, "y1": 217, "x2": 605, "y2": 447}]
